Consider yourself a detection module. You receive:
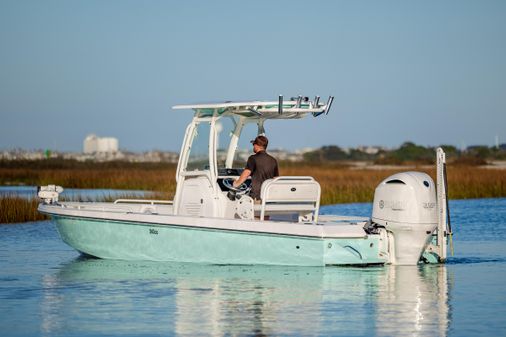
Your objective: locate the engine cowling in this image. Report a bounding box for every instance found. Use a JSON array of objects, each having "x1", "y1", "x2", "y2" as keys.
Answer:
[{"x1": 372, "y1": 172, "x2": 437, "y2": 265}]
